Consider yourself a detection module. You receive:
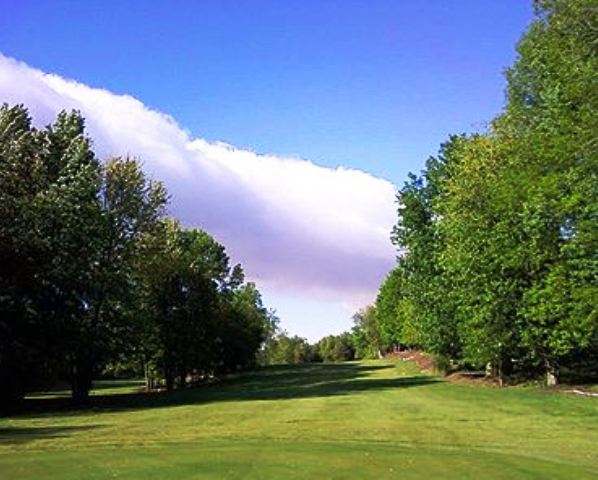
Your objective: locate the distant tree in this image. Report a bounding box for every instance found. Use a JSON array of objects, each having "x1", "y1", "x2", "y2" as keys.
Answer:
[
  {"x1": 351, "y1": 305, "x2": 382, "y2": 359},
  {"x1": 317, "y1": 333, "x2": 355, "y2": 363},
  {"x1": 260, "y1": 332, "x2": 316, "y2": 365}
]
